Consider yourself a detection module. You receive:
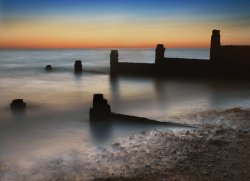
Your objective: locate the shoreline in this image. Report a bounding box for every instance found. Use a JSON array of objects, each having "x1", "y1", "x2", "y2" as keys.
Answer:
[
  {"x1": 91, "y1": 107, "x2": 250, "y2": 180},
  {"x1": 0, "y1": 107, "x2": 250, "y2": 180}
]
